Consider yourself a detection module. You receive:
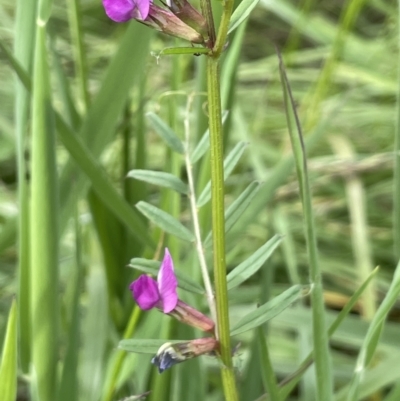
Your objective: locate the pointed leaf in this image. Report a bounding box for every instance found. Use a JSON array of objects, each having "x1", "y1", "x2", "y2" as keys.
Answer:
[
  {"x1": 204, "y1": 181, "x2": 261, "y2": 246},
  {"x1": 127, "y1": 170, "x2": 188, "y2": 194},
  {"x1": 0, "y1": 299, "x2": 17, "y2": 401},
  {"x1": 129, "y1": 258, "x2": 205, "y2": 294},
  {"x1": 136, "y1": 201, "x2": 195, "y2": 242},
  {"x1": 147, "y1": 112, "x2": 184, "y2": 154},
  {"x1": 119, "y1": 339, "x2": 186, "y2": 354},
  {"x1": 190, "y1": 111, "x2": 229, "y2": 164},
  {"x1": 227, "y1": 234, "x2": 283, "y2": 290},
  {"x1": 230, "y1": 285, "x2": 305, "y2": 336},
  {"x1": 228, "y1": 0, "x2": 262, "y2": 34},
  {"x1": 197, "y1": 141, "x2": 248, "y2": 207},
  {"x1": 346, "y1": 259, "x2": 400, "y2": 401}
]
